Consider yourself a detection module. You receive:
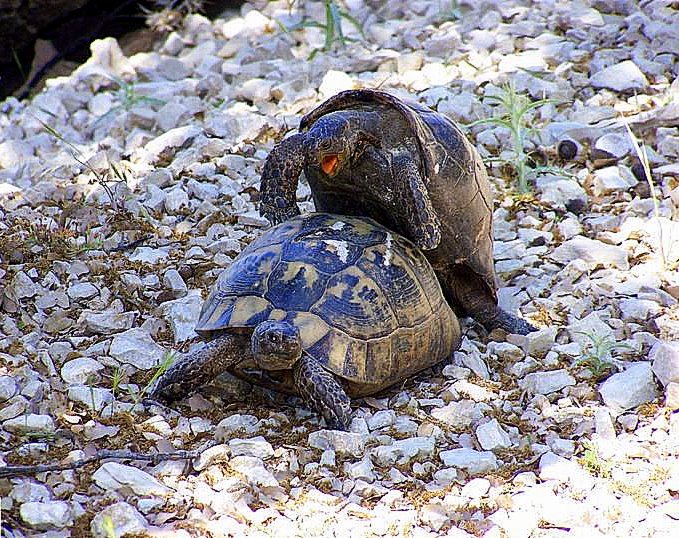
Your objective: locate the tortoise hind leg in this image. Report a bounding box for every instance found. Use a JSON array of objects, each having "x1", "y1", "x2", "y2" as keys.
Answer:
[
  {"x1": 441, "y1": 266, "x2": 537, "y2": 335},
  {"x1": 375, "y1": 151, "x2": 441, "y2": 251},
  {"x1": 147, "y1": 334, "x2": 250, "y2": 402},
  {"x1": 293, "y1": 355, "x2": 352, "y2": 431}
]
